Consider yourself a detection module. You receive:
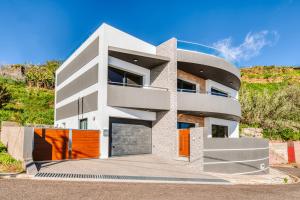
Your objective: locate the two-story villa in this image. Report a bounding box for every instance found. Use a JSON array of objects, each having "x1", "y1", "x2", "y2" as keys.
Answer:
[{"x1": 55, "y1": 23, "x2": 242, "y2": 160}]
